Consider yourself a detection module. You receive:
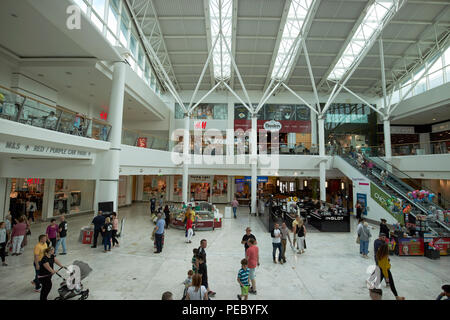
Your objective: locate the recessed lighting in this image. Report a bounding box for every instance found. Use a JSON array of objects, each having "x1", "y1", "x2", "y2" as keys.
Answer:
[{"x1": 432, "y1": 118, "x2": 436, "y2": 120}]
